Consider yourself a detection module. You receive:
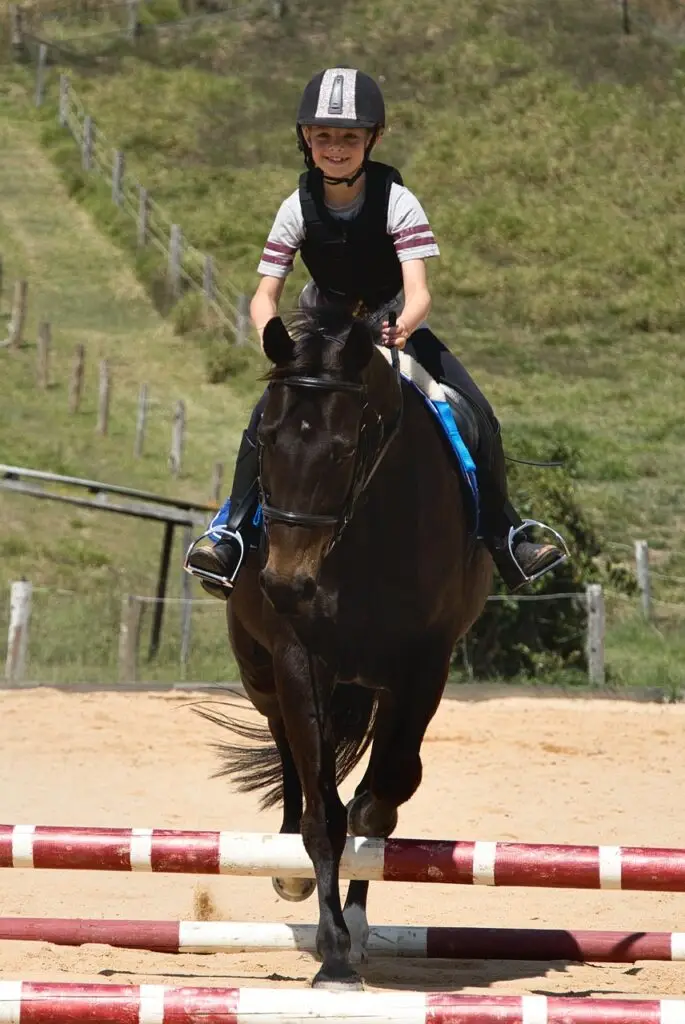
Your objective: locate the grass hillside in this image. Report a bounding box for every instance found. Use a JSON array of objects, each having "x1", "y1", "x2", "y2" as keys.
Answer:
[
  {"x1": 0, "y1": 92, "x2": 263, "y2": 682},
  {"x1": 2, "y1": 0, "x2": 685, "y2": 686}
]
